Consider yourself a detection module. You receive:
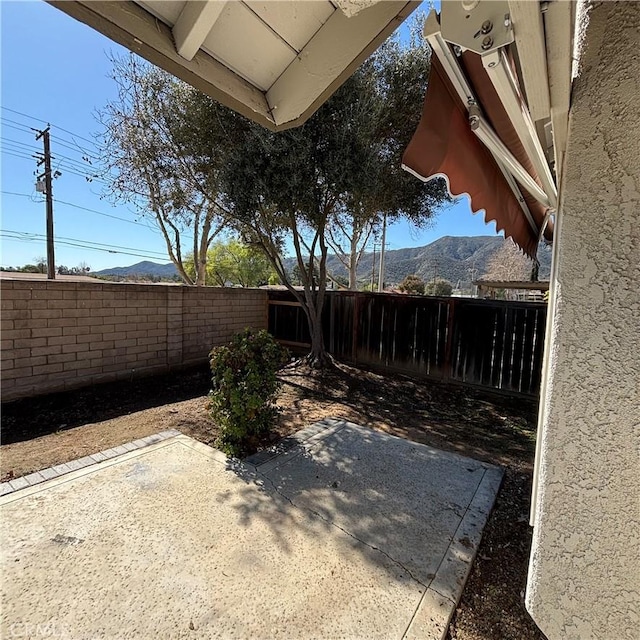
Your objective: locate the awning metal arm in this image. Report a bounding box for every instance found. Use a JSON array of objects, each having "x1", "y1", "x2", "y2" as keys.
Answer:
[
  {"x1": 482, "y1": 49, "x2": 558, "y2": 208},
  {"x1": 469, "y1": 106, "x2": 552, "y2": 209}
]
